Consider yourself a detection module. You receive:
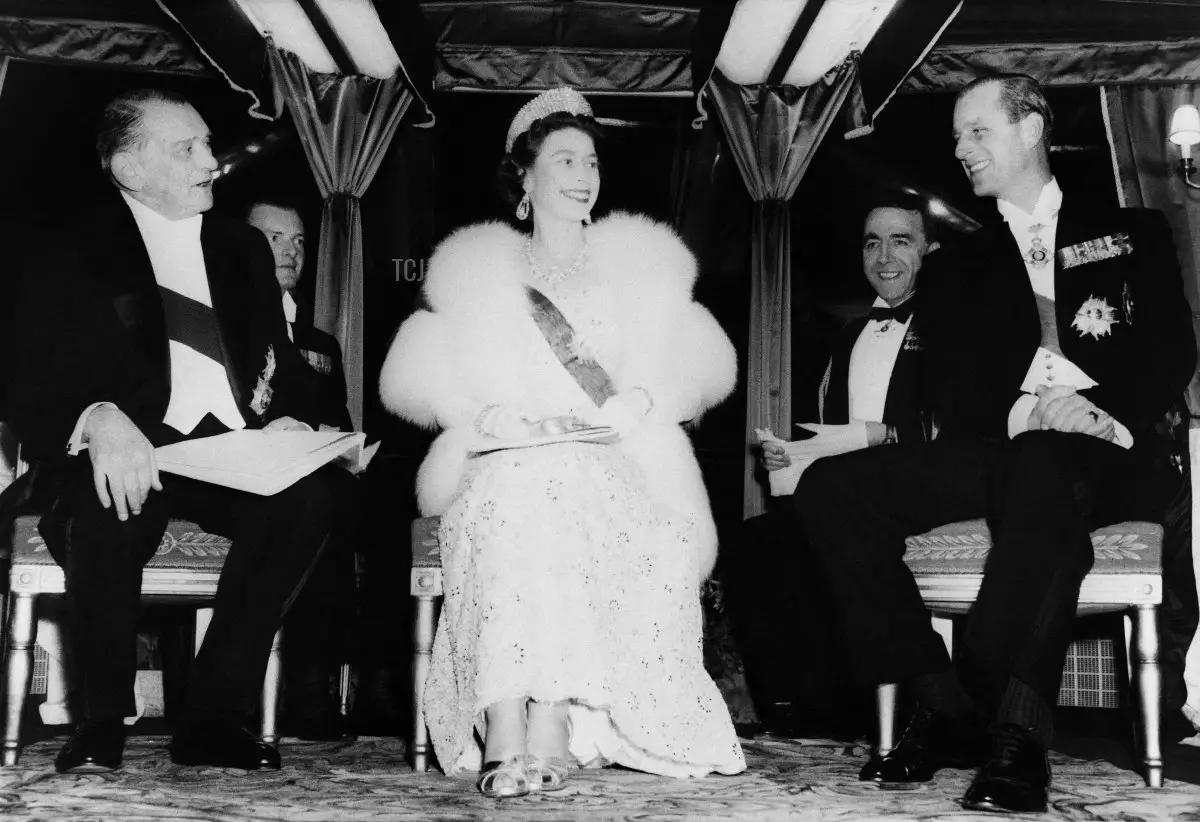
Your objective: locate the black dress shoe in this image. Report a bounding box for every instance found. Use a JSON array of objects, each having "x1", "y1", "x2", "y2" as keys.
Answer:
[
  {"x1": 54, "y1": 718, "x2": 126, "y2": 774},
  {"x1": 961, "y1": 724, "x2": 1050, "y2": 813},
  {"x1": 169, "y1": 723, "x2": 282, "y2": 770},
  {"x1": 860, "y1": 708, "x2": 988, "y2": 783}
]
